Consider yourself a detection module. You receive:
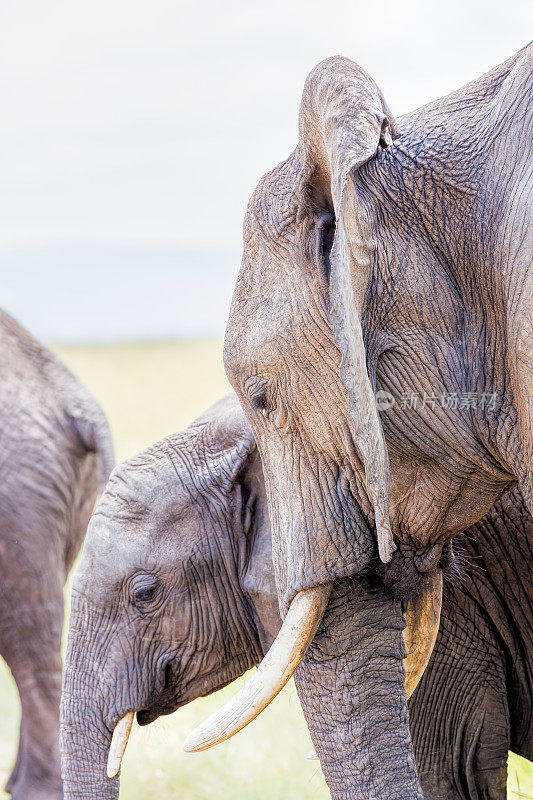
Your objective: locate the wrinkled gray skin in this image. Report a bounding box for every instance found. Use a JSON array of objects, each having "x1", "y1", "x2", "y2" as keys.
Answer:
[
  {"x1": 0, "y1": 310, "x2": 113, "y2": 800},
  {"x1": 223, "y1": 46, "x2": 532, "y2": 799},
  {"x1": 60, "y1": 394, "x2": 532, "y2": 799}
]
